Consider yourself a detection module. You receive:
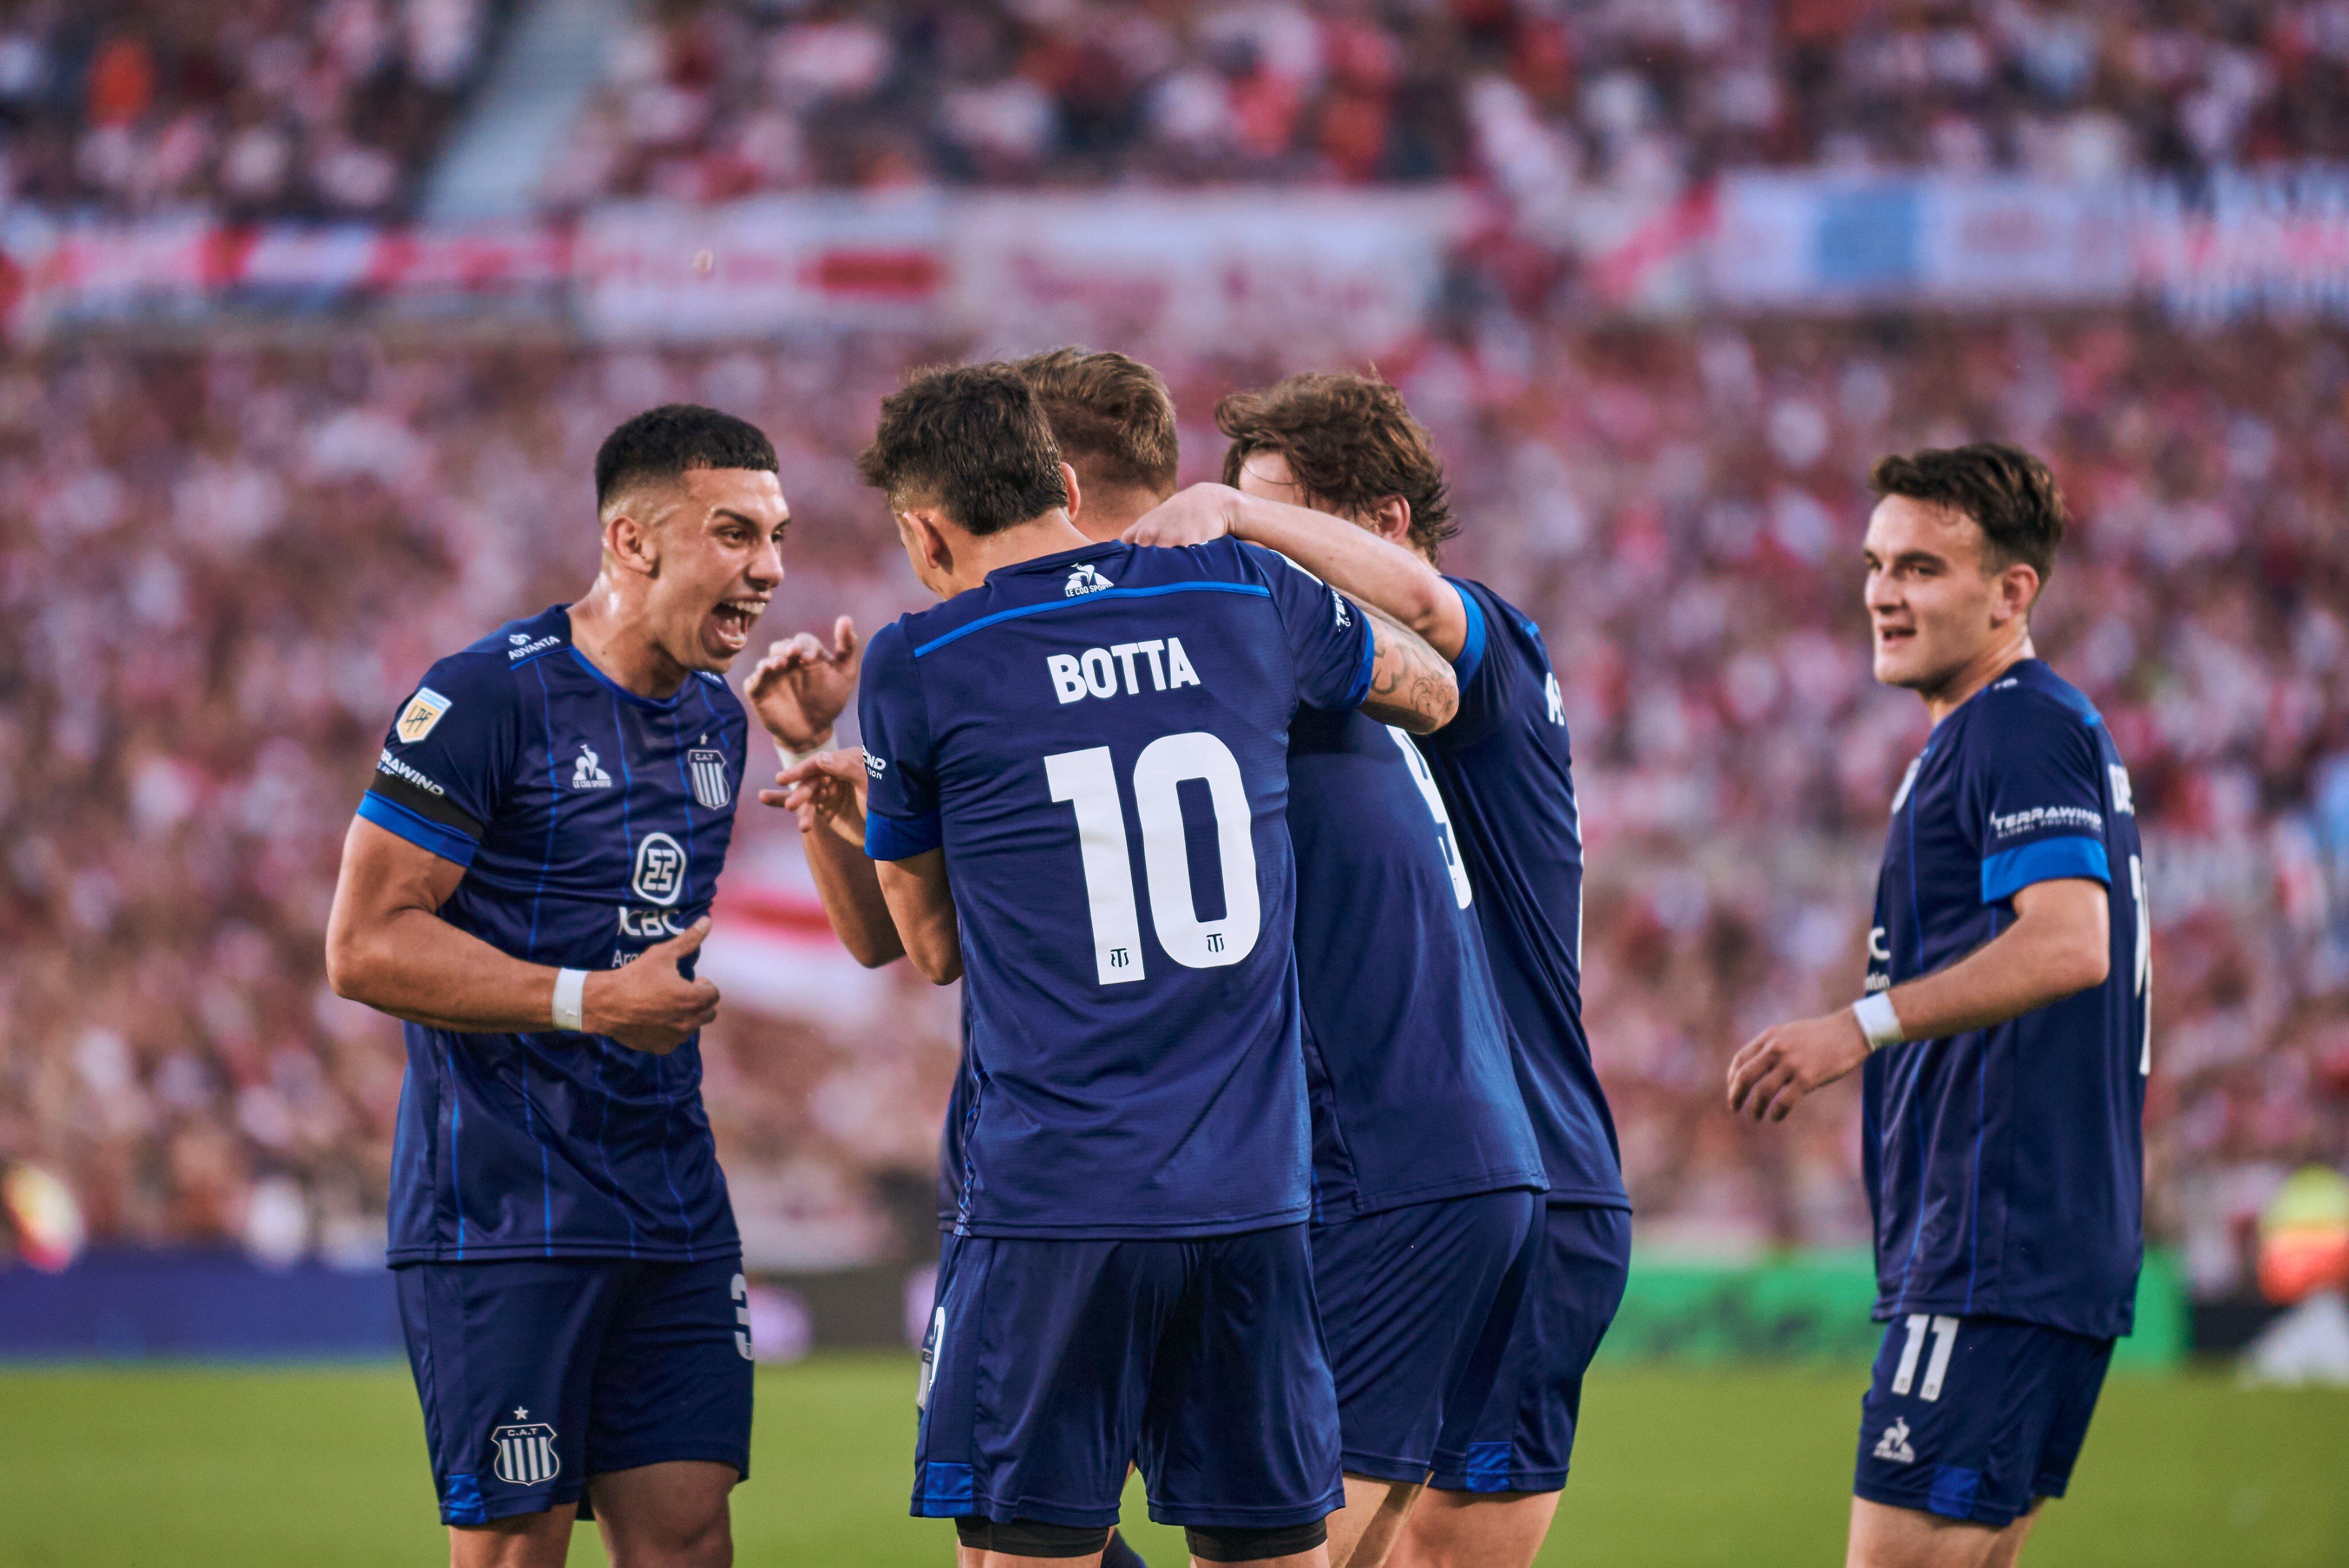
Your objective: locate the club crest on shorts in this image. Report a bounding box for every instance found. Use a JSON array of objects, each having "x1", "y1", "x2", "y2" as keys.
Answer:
[
  {"x1": 491, "y1": 1411, "x2": 560, "y2": 1486},
  {"x1": 396, "y1": 687, "x2": 452, "y2": 743},
  {"x1": 688, "y1": 746, "x2": 731, "y2": 810}
]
